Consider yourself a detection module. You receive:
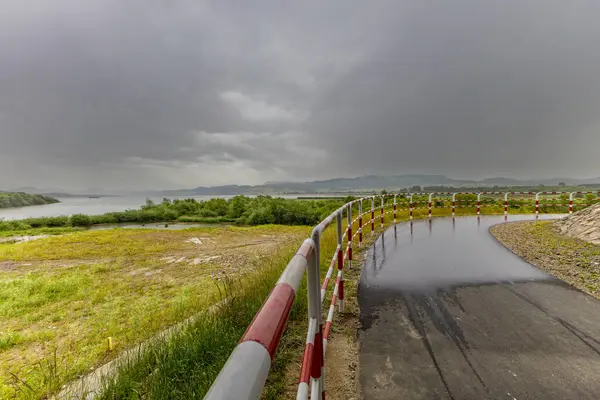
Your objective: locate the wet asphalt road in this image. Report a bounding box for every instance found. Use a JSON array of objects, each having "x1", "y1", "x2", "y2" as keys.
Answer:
[{"x1": 358, "y1": 215, "x2": 600, "y2": 400}]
